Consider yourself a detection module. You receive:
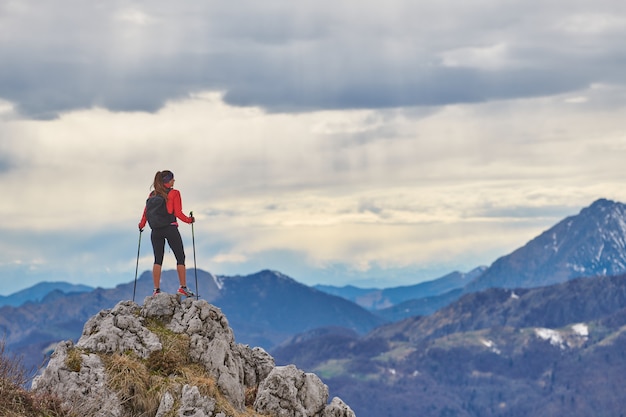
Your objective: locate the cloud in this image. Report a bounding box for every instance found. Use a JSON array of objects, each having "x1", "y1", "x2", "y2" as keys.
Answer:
[
  {"x1": 2, "y1": 1, "x2": 626, "y2": 117},
  {"x1": 2, "y1": 84, "x2": 625, "y2": 228}
]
